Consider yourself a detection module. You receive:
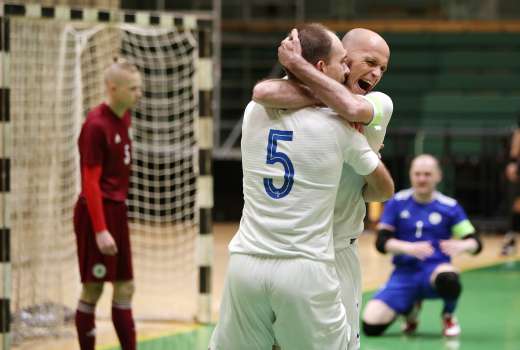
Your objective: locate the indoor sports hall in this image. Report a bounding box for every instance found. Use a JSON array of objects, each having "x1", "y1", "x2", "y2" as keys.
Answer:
[{"x1": 1, "y1": 1, "x2": 519, "y2": 350}]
